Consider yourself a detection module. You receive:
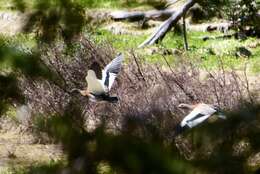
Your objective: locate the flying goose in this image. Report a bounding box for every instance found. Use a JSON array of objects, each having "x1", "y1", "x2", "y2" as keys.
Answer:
[
  {"x1": 175, "y1": 103, "x2": 226, "y2": 135},
  {"x1": 71, "y1": 53, "x2": 124, "y2": 102}
]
